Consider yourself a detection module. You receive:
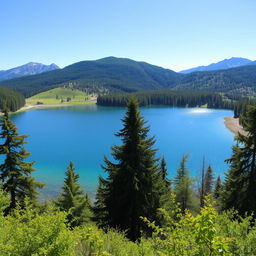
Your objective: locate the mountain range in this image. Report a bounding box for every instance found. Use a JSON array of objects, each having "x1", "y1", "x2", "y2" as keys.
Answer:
[
  {"x1": 0, "y1": 62, "x2": 59, "y2": 81},
  {"x1": 180, "y1": 57, "x2": 253, "y2": 73},
  {"x1": 1, "y1": 57, "x2": 256, "y2": 97}
]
